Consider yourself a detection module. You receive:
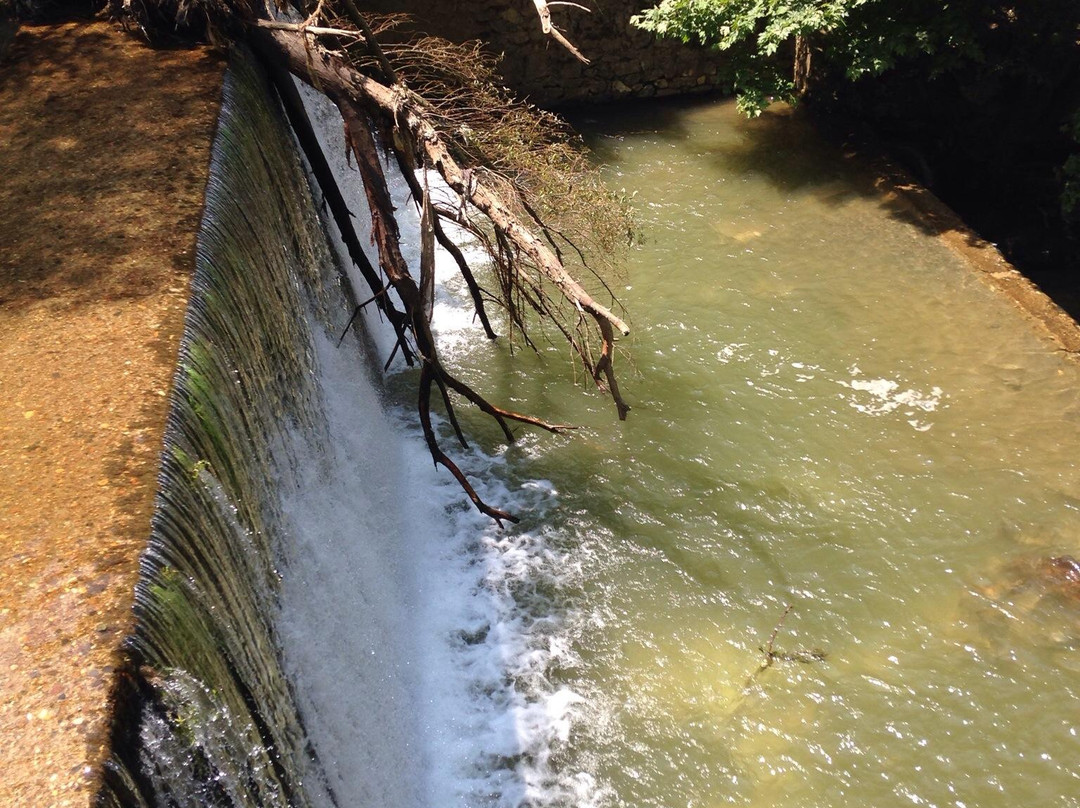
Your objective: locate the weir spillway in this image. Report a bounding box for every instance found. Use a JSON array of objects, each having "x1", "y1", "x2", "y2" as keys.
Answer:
[
  {"x1": 99, "y1": 51, "x2": 346, "y2": 808},
  {"x1": 98, "y1": 49, "x2": 573, "y2": 808},
  {"x1": 98, "y1": 48, "x2": 441, "y2": 806}
]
